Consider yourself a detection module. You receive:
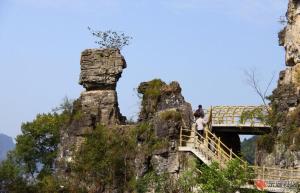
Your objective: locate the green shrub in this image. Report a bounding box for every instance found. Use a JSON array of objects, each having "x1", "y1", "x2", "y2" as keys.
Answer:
[
  {"x1": 72, "y1": 125, "x2": 137, "y2": 192},
  {"x1": 199, "y1": 159, "x2": 259, "y2": 193},
  {"x1": 240, "y1": 107, "x2": 266, "y2": 125},
  {"x1": 160, "y1": 110, "x2": 182, "y2": 121},
  {"x1": 143, "y1": 79, "x2": 165, "y2": 99},
  {"x1": 136, "y1": 123, "x2": 168, "y2": 155},
  {"x1": 138, "y1": 79, "x2": 166, "y2": 119},
  {"x1": 73, "y1": 110, "x2": 83, "y2": 121}
]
